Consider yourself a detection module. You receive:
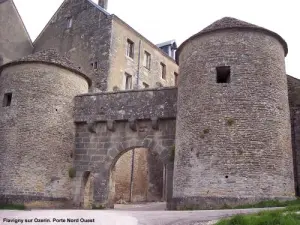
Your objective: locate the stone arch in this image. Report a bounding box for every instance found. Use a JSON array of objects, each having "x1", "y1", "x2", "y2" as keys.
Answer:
[{"x1": 105, "y1": 137, "x2": 169, "y2": 207}]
